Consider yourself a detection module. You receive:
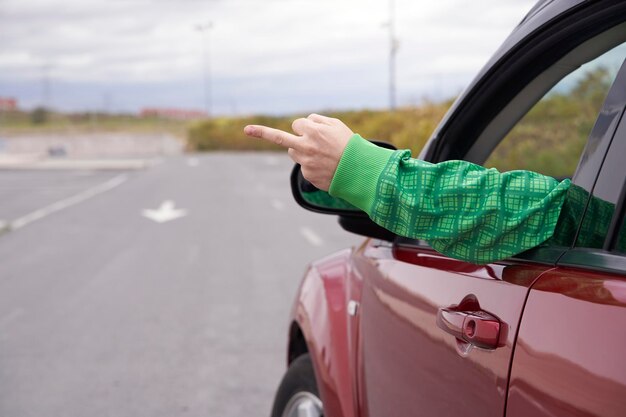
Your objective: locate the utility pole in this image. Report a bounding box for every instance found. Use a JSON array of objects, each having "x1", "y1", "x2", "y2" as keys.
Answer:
[
  {"x1": 194, "y1": 22, "x2": 213, "y2": 117},
  {"x1": 388, "y1": 0, "x2": 399, "y2": 111}
]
